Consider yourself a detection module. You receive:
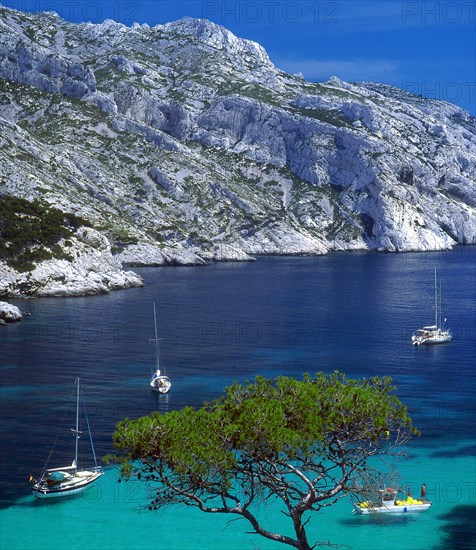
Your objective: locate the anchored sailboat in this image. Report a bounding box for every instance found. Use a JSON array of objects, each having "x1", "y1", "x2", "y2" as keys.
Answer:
[
  {"x1": 149, "y1": 303, "x2": 171, "y2": 394},
  {"x1": 31, "y1": 378, "x2": 103, "y2": 498},
  {"x1": 412, "y1": 268, "x2": 452, "y2": 345}
]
